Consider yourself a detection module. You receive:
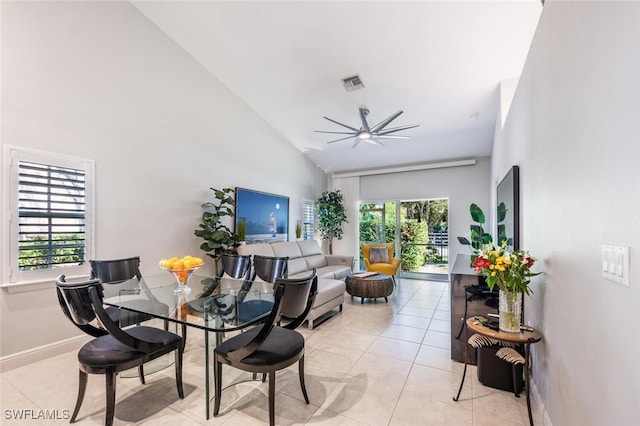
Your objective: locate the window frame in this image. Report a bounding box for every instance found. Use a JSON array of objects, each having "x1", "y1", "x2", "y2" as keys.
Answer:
[
  {"x1": 2, "y1": 146, "x2": 95, "y2": 285},
  {"x1": 301, "y1": 198, "x2": 315, "y2": 241}
]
